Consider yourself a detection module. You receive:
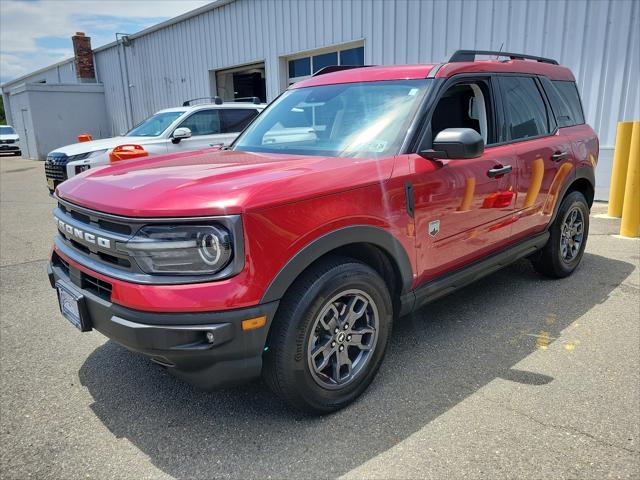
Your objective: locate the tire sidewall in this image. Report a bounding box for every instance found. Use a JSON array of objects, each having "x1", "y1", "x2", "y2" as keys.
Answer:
[
  {"x1": 280, "y1": 263, "x2": 392, "y2": 412},
  {"x1": 550, "y1": 191, "x2": 590, "y2": 275}
]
